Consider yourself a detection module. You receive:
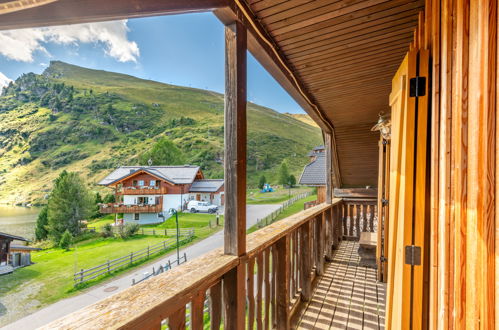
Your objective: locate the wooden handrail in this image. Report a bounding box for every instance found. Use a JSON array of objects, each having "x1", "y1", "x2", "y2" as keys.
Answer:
[
  {"x1": 43, "y1": 198, "x2": 355, "y2": 329},
  {"x1": 41, "y1": 250, "x2": 238, "y2": 329},
  {"x1": 246, "y1": 200, "x2": 340, "y2": 258}
]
